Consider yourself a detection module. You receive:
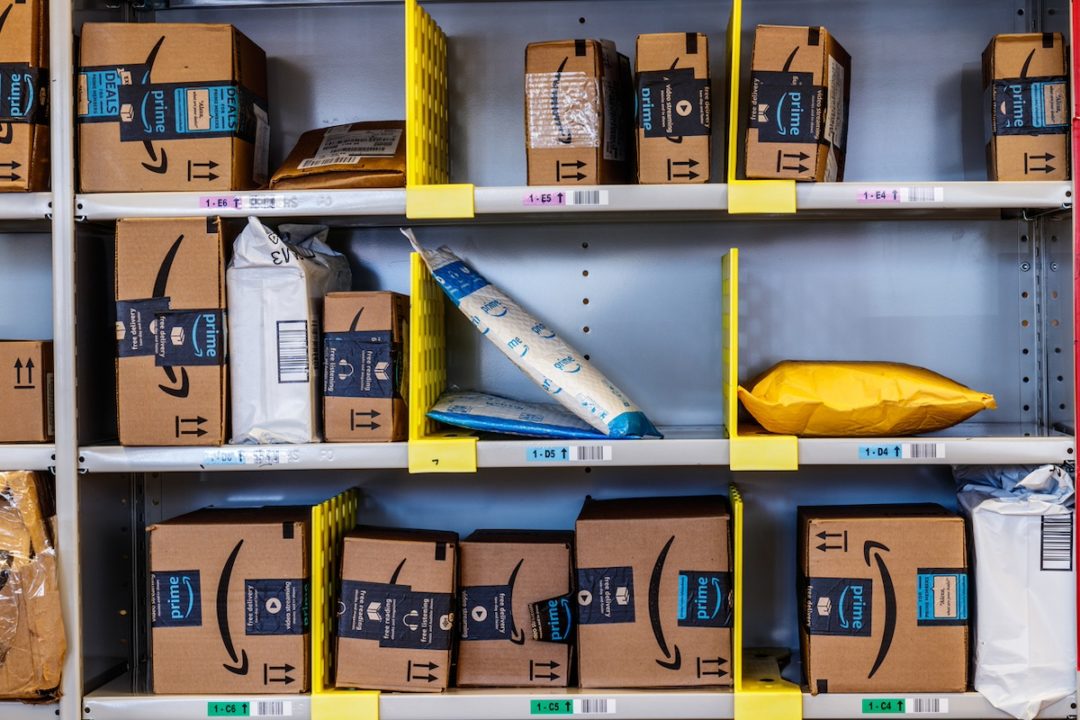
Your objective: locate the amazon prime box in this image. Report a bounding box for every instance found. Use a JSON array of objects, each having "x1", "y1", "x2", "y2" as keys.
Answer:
[
  {"x1": 116, "y1": 218, "x2": 235, "y2": 446},
  {"x1": 798, "y1": 505, "x2": 969, "y2": 694},
  {"x1": 457, "y1": 530, "x2": 574, "y2": 687},
  {"x1": 575, "y1": 495, "x2": 732, "y2": 688},
  {"x1": 149, "y1": 507, "x2": 310, "y2": 694}
]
